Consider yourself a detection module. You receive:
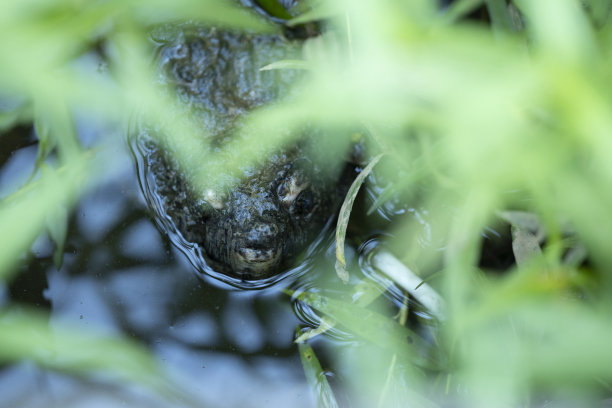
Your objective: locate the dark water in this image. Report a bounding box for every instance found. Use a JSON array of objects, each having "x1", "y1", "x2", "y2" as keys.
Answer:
[{"x1": 1, "y1": 123, "x2": 327, "y2": 407}]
